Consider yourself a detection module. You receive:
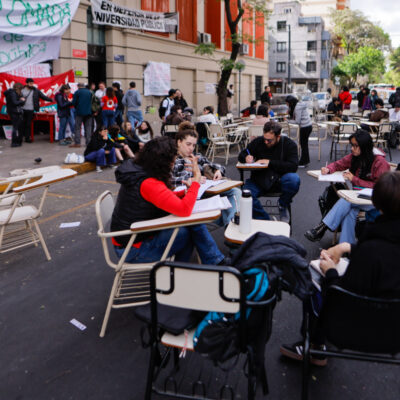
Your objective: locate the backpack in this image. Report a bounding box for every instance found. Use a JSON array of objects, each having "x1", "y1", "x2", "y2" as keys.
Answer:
[
  {"x1": 158, "y1": 96, "x2": 168, "y2": 118},
  {"x1": 91, "y1": 94, "x2": 101, "y2": 114},
  {"x1": 318, "y1": 183, "x2": 347, "y2": 218},
  {"x1": 193, "y1": 267, "x2": 270, "y2": 363}
]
